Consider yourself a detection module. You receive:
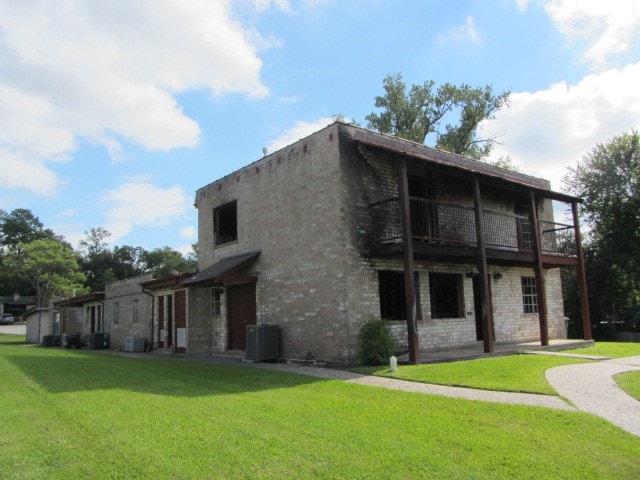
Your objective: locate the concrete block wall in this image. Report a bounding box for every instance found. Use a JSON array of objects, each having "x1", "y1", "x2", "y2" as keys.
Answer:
[
  {"x1": 191, "y1": 122, "x2": 568, "y2": 364},
  {"x1": 195, "y1": 123, "x2": 355, "y2": 362},
  {"x1": 104, "y1": 274, "x2": 153, "y2": 351}
]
